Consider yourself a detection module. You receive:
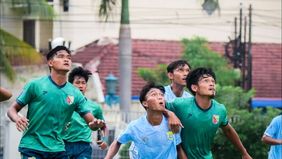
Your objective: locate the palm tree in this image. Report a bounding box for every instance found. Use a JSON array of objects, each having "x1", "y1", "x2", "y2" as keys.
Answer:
[
  {"x1": 0, "y1": 0, "x2": 54, "y2": 81},
  {"x1": 0, "y1": 28, "x2": 43, "y2": 81},
  {"x1": 100, "y1": 0, "x2": 132, "y2": 121}
]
